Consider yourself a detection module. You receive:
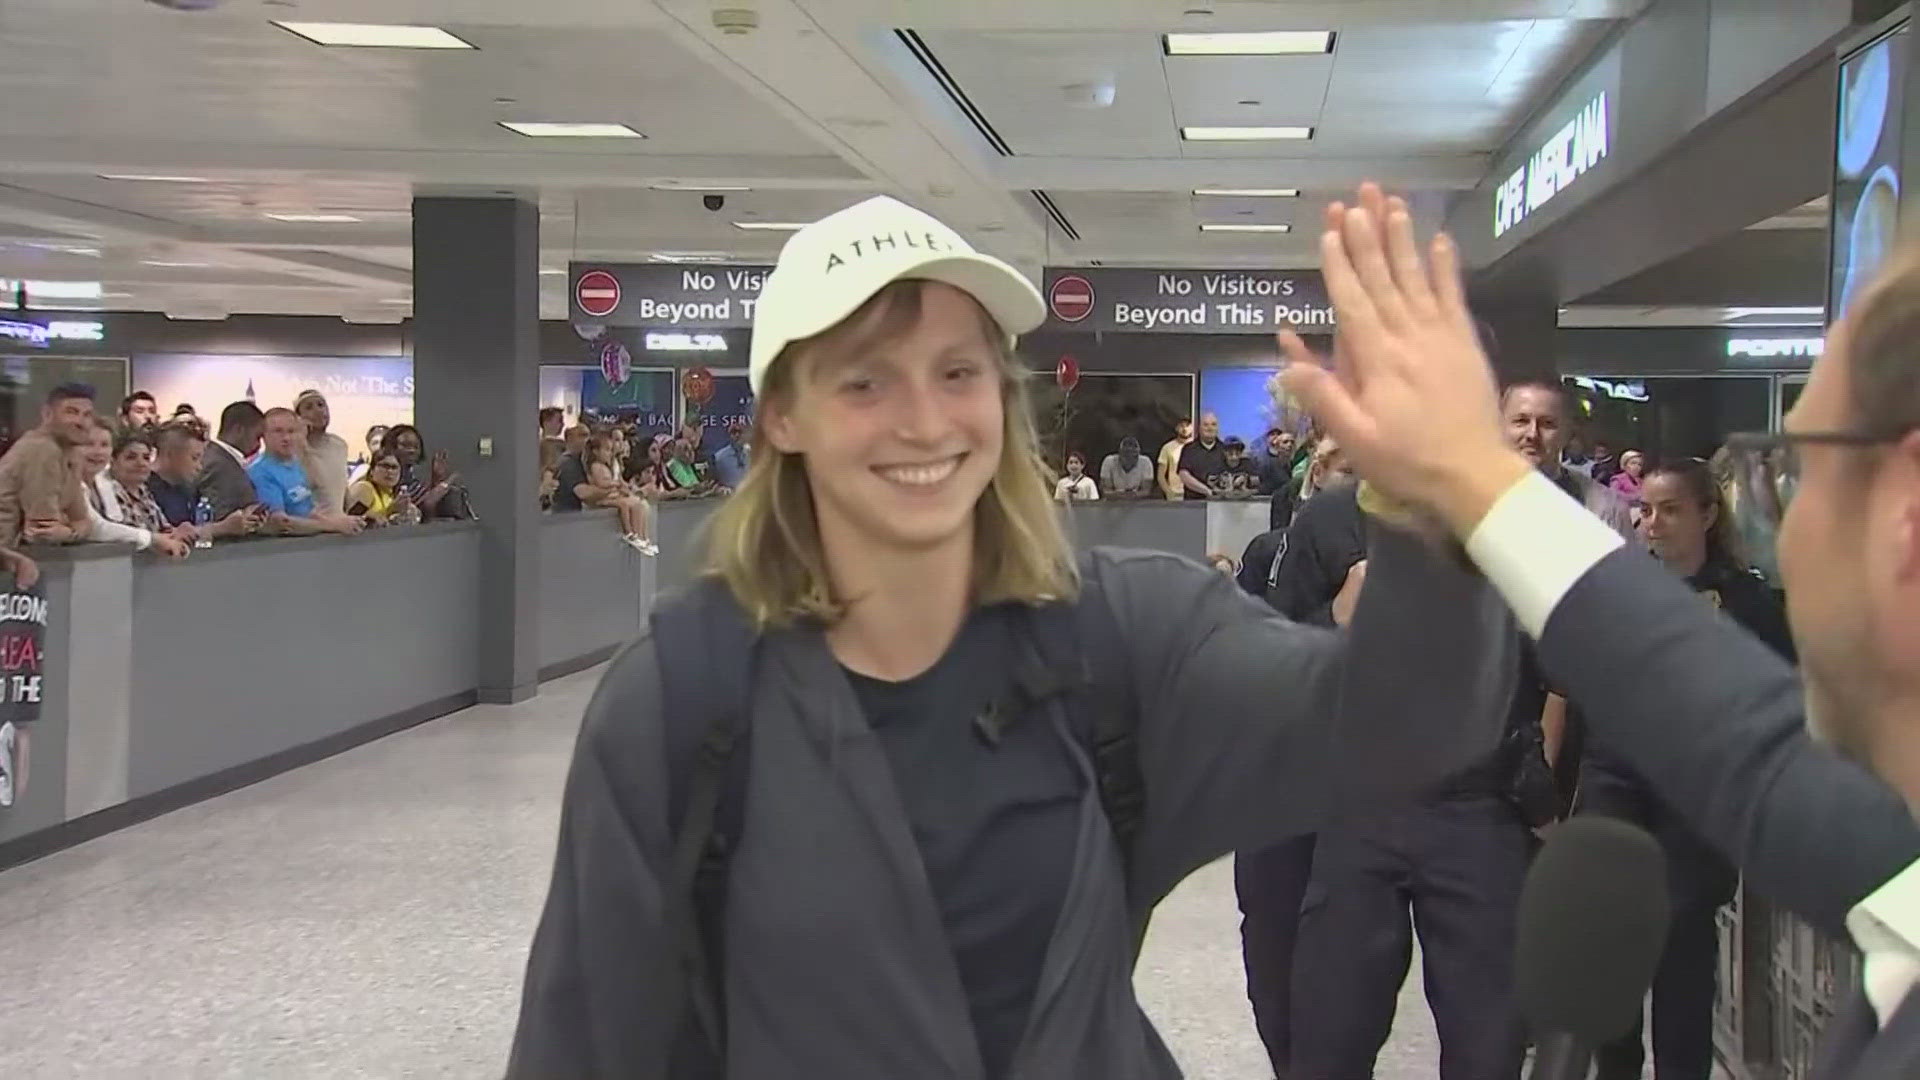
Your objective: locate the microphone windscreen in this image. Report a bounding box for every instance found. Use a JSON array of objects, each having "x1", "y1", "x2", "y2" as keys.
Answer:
[{"x1": 1515, "y1": 816, "x2": 1671, "y2": 1043}]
